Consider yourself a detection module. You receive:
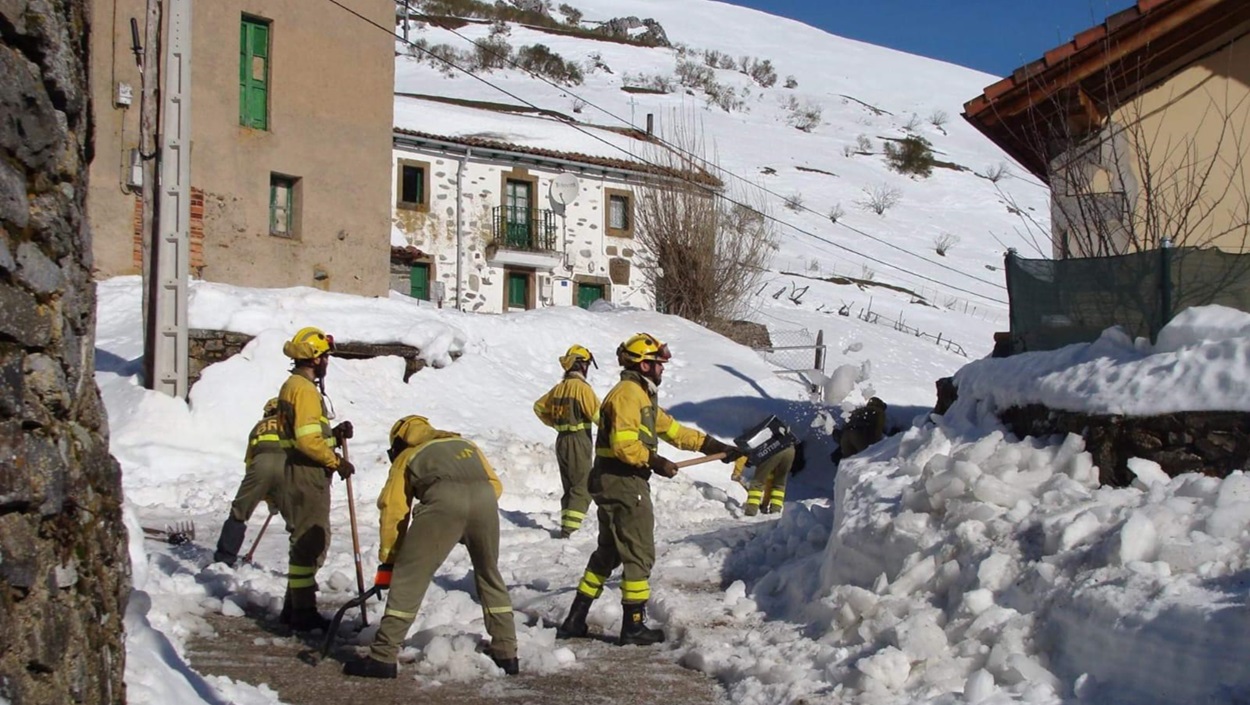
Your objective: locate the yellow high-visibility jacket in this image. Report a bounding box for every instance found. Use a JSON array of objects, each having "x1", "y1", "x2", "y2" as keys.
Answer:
[
  {"x1": 595, "y1": 370, "x2": 705, "y2": 476},
  {"x1": 375, "y1": 424, "x2": 503, "y2": 563},
  {"x1": 244, "y1": 416, "x2": 284, "y2": 464},
  {"x1": 277, "y1": 373, "x2": 339, "y2": 470},
  {"x1": 533, "y1": 371, "x2": 601, "y2": 435}
]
